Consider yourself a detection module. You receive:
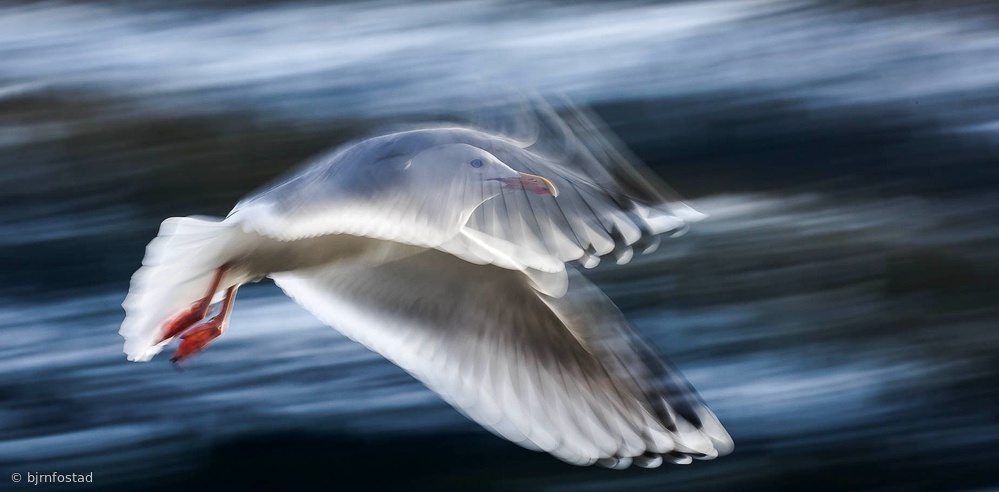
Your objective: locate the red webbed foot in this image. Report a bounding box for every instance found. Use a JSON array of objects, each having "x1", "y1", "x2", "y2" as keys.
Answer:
[
  {"x1": 169, "y1": 285, "x2": 238, "y2": 364},
  {"x1": 169, "y1": 318, "x2": 226, "y2": 363},
  {"x1": 157, "y1": 304, "x2": 207, "y2": 344},
  {"x1": 156, "y1": 266, "x2": 230, "y2": 344}
]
